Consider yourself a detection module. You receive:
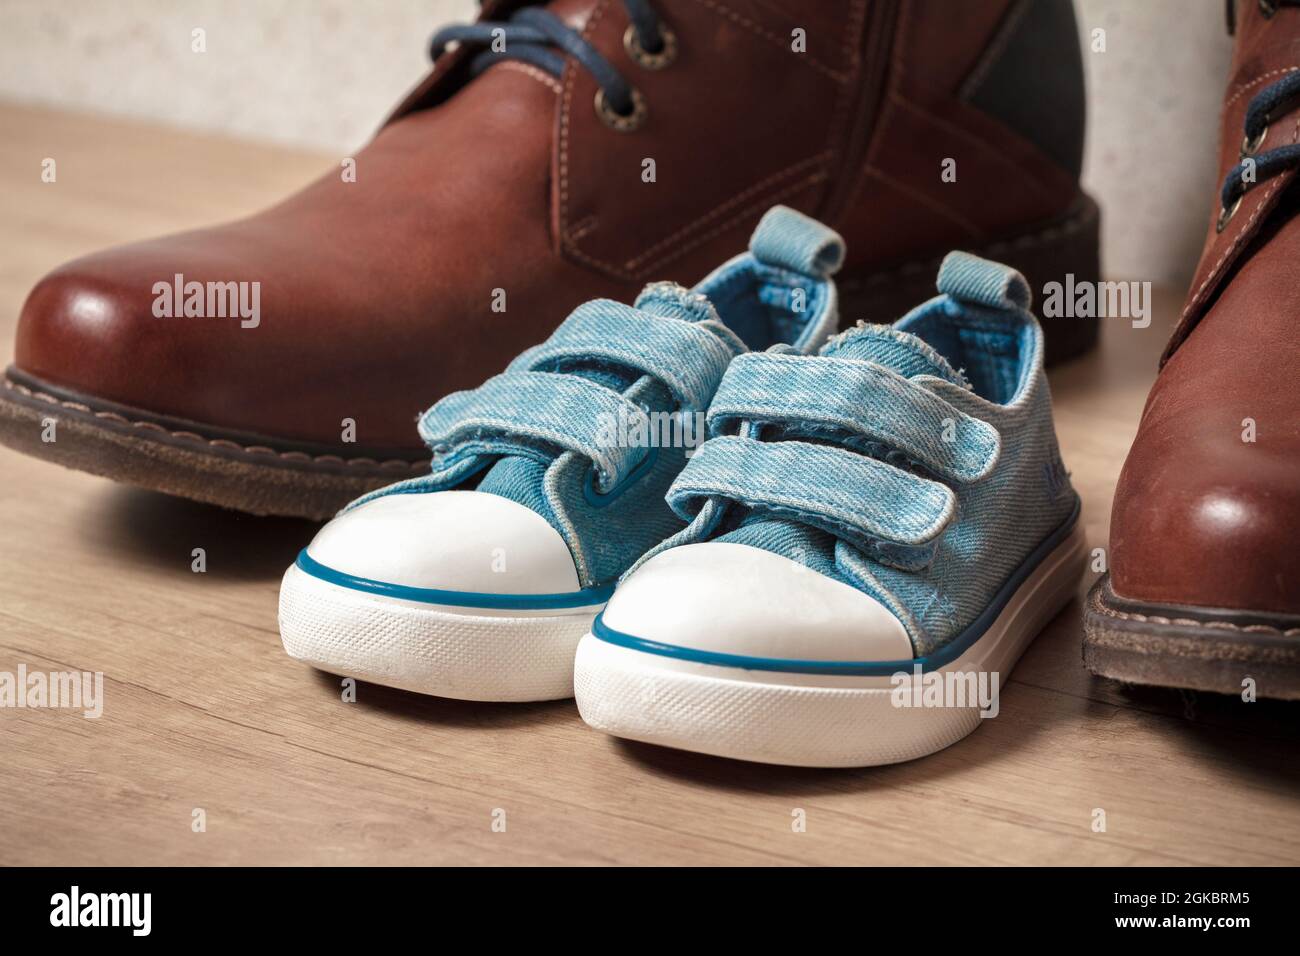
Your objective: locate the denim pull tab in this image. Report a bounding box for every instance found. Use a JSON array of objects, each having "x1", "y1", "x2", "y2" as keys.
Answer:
[
  {"x1": 936, "y1": 251, "x2": 1032, "y2": 312},
  {"x1": 749, "y1": 205, "x2": 846, "y2": 278}
]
